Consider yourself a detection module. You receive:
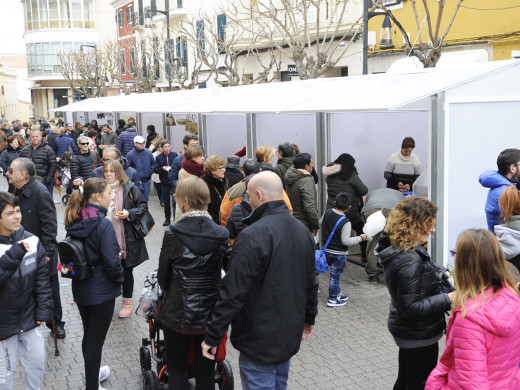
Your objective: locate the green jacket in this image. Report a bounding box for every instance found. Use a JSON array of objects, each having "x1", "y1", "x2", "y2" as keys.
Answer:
[
  {"x1": 274, "y1": 157, "x2": 294, "y2": 189},
  {"x1": 285, "y1": 166, "x2": 319, "y2": 231}
]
